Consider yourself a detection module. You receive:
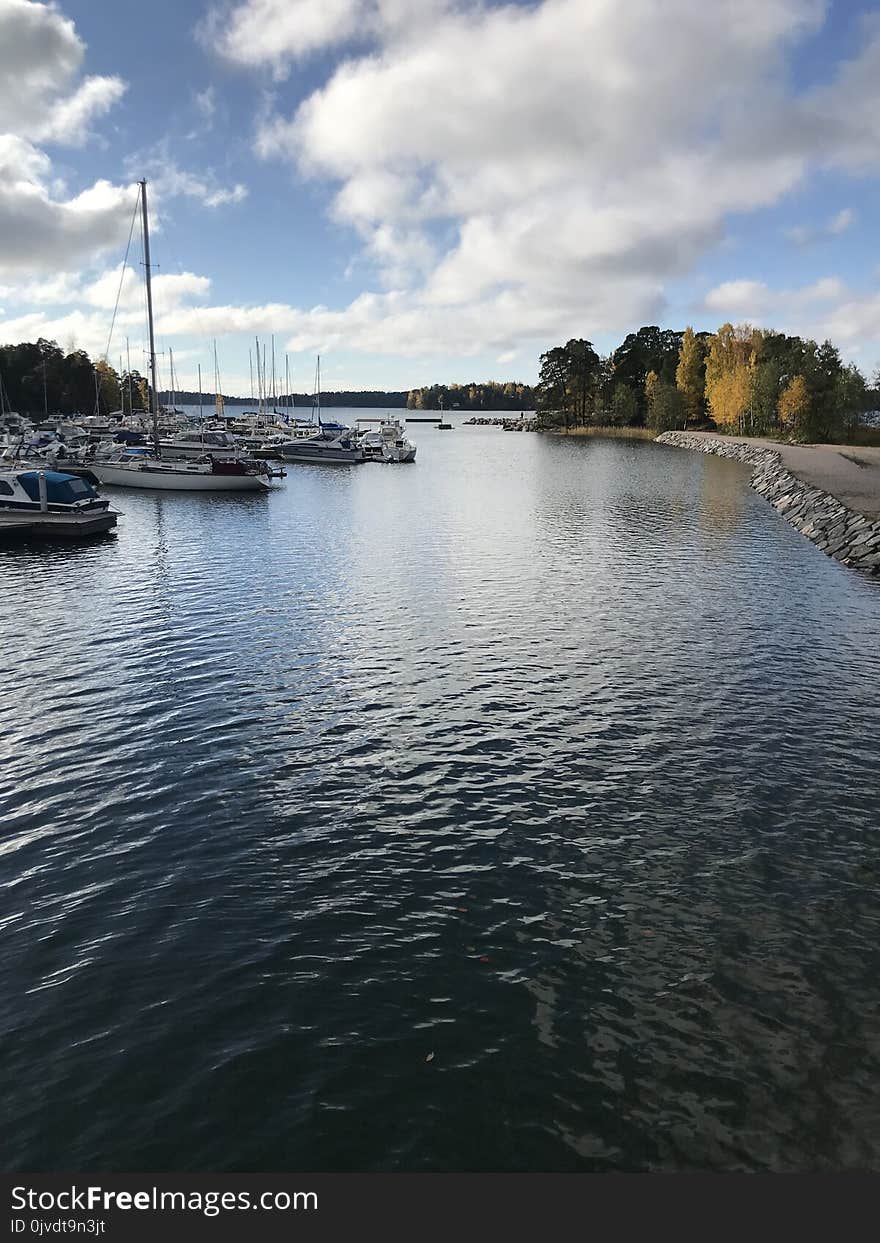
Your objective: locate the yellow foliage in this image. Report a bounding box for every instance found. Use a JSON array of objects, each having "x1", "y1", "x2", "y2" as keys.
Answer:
[
  {"x1": 708, "y1": 364, "x2": 751, "y2": 428},
  {"x1": 704, "y1": 323, "x2": 762, "y2": 429},
  {"x1": 675, "y1": 326, "x2": 703, "y2": 422},
  {"x1": 778, "y1": 375, "x2": 810, "y2": 428}
]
